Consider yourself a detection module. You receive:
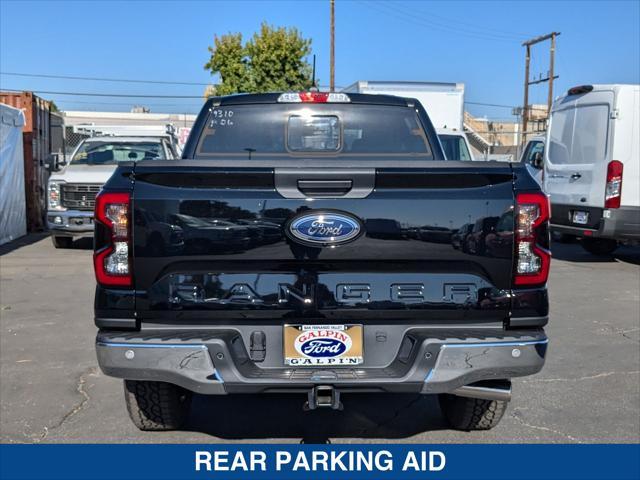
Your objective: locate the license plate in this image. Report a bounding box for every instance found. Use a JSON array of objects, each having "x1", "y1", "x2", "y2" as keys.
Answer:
[
  {"x1": 71, "y1": 217, "x2": 93, "y2": 226},
  {"x1": 283, "y1": 325, "x2": 363, "y2": 366},
  {"x1": 572, "y1": 211, "x2": 589, "y2": 225}
]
